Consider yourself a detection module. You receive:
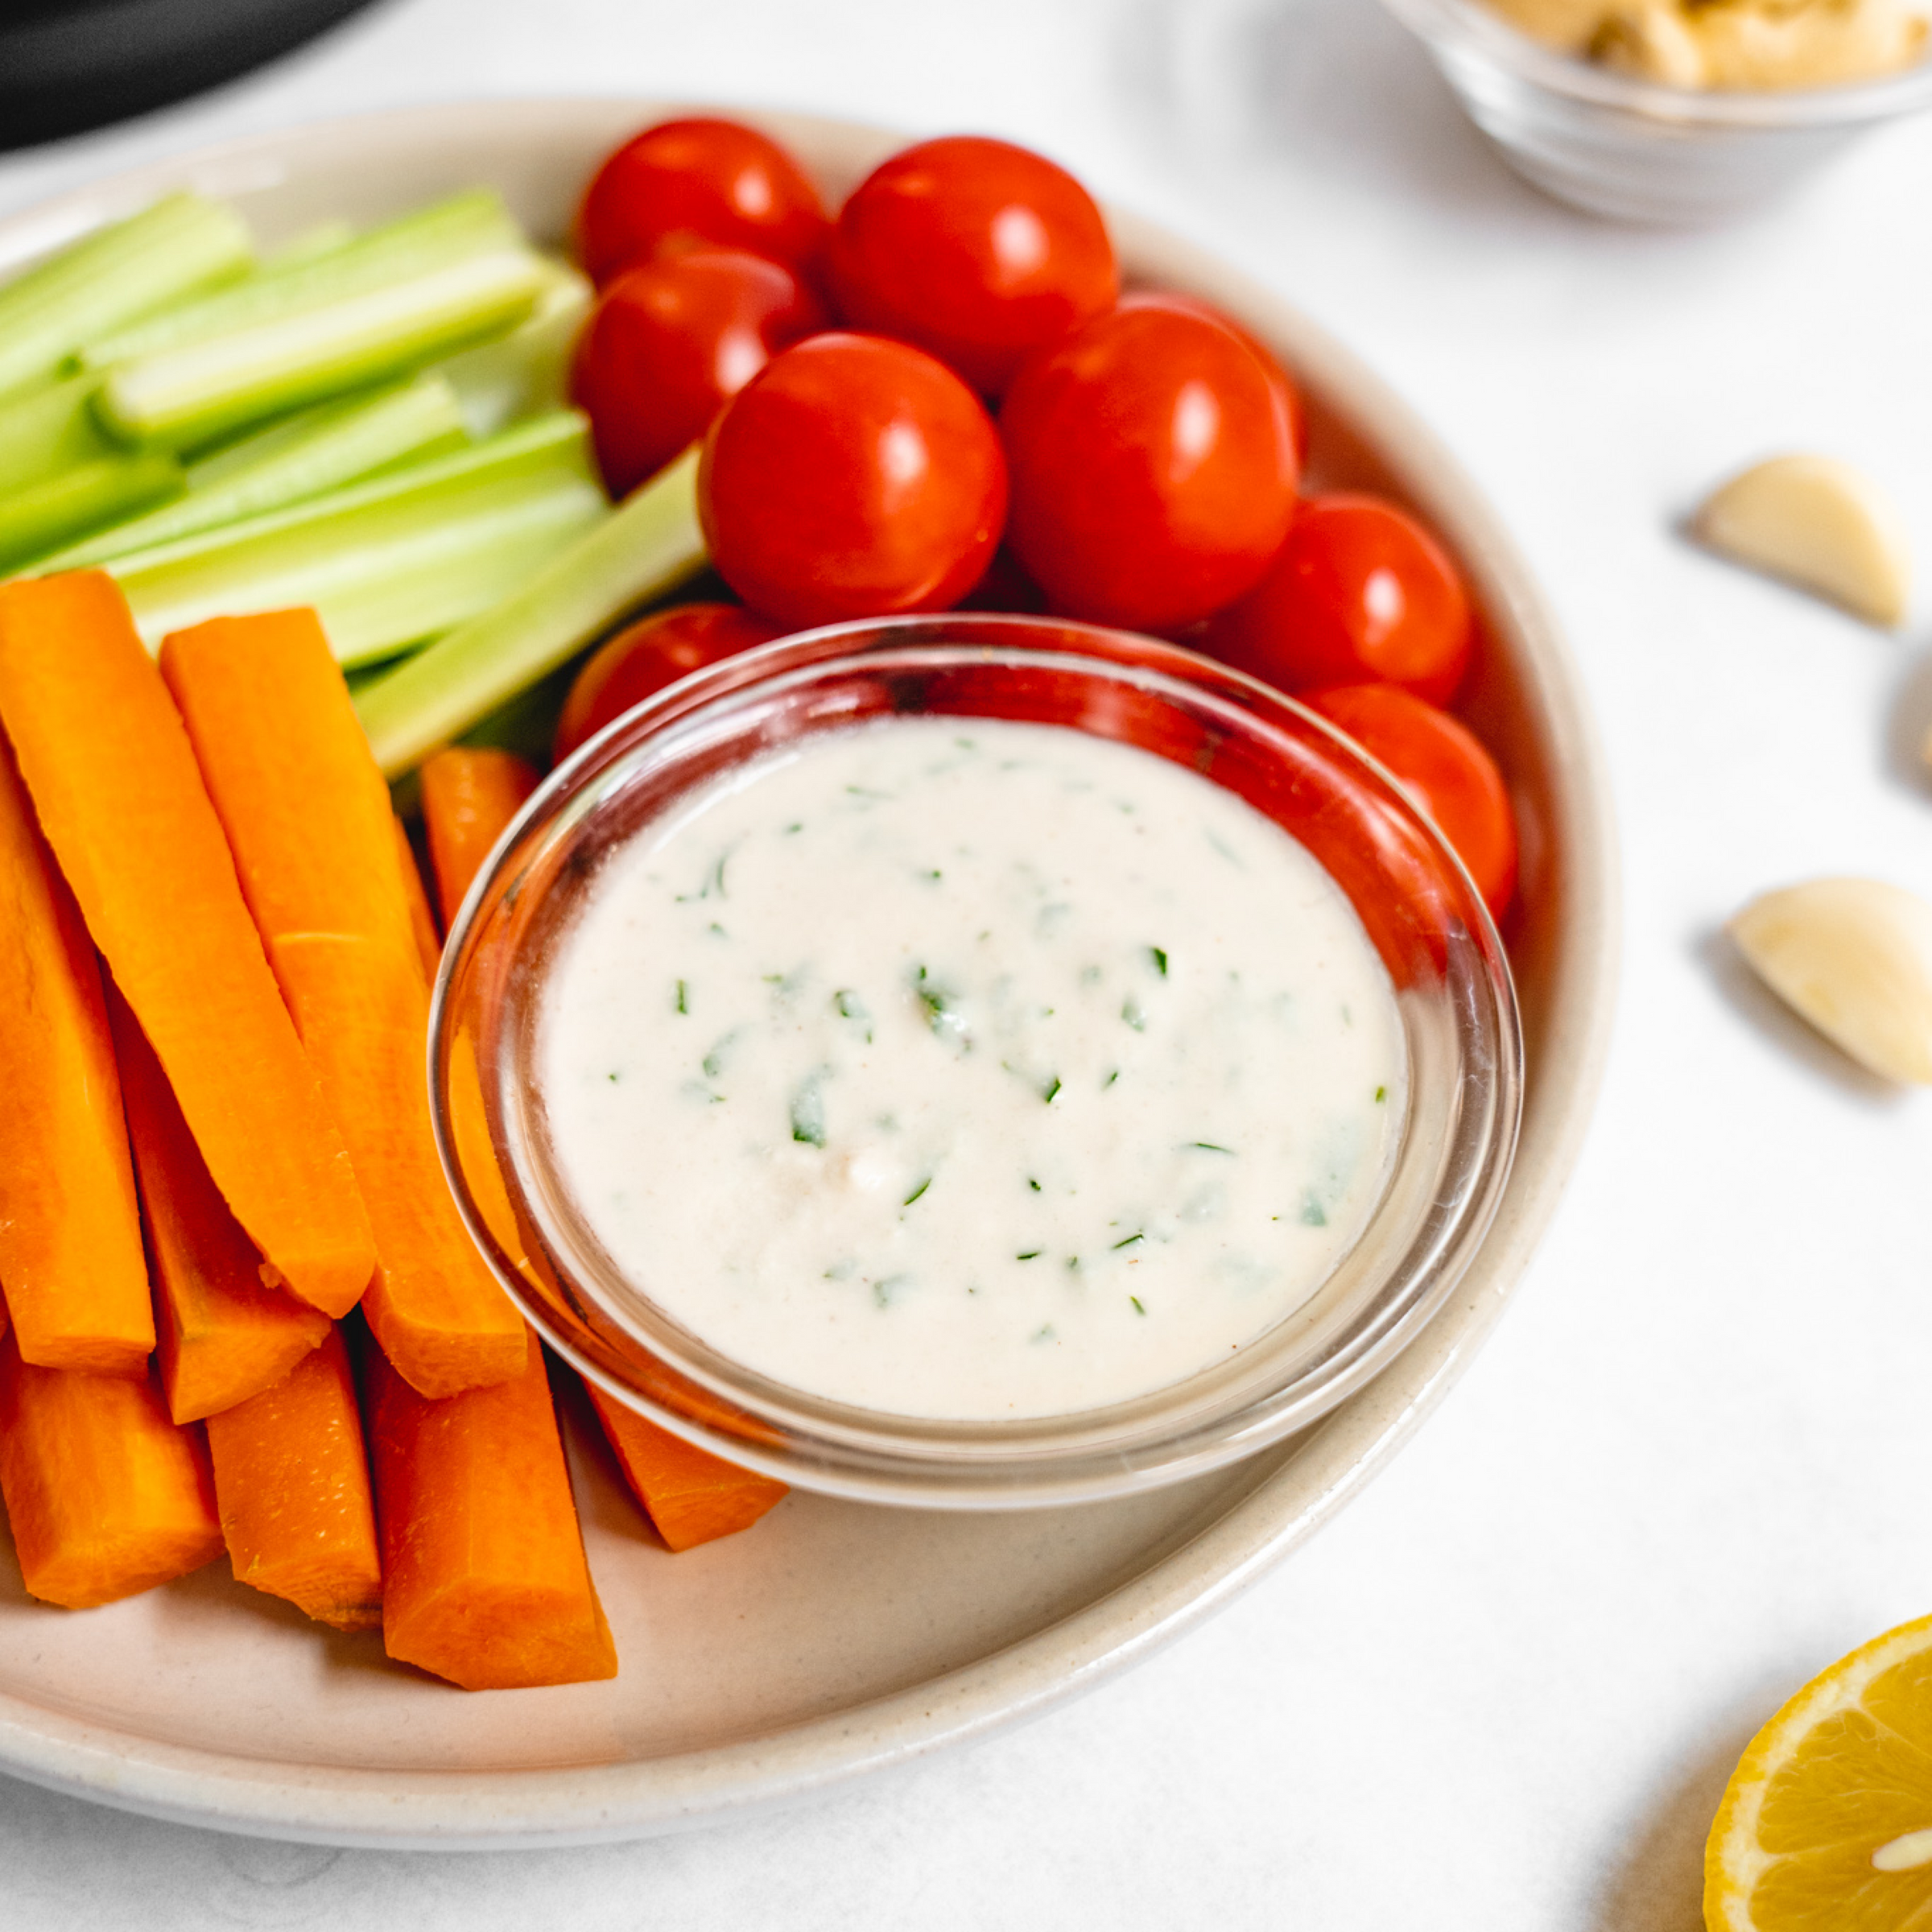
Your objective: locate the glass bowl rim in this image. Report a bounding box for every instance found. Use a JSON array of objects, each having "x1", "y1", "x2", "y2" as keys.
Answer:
[
  {"x1": 428, "y1": 613, "x2": 1526, "y2": 1509},
  {"x1": 1380, "y1": 0, "x2": 1932, "y2": 126}
]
